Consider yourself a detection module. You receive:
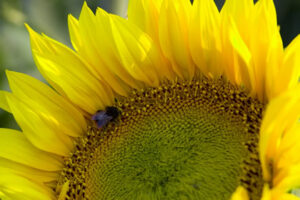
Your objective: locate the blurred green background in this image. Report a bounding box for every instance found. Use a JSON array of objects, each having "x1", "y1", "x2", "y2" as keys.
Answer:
[{"x1": 0, "y1": 0, "x2": 299, "y2": 129}]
